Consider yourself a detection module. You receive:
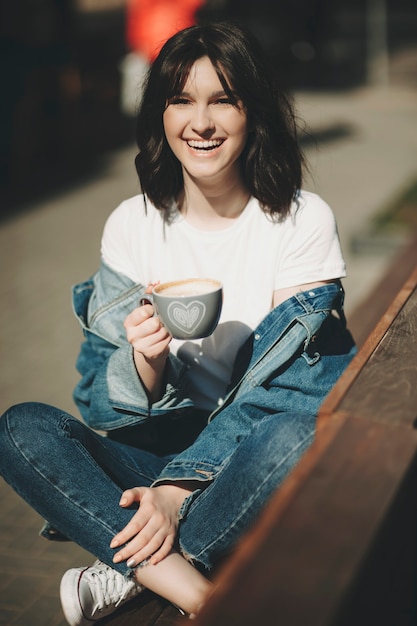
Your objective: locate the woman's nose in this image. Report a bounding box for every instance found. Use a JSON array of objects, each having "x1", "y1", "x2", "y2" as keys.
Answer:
[{"x1": 191, "y1": 105, "x2": 214, "y2": 134}]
